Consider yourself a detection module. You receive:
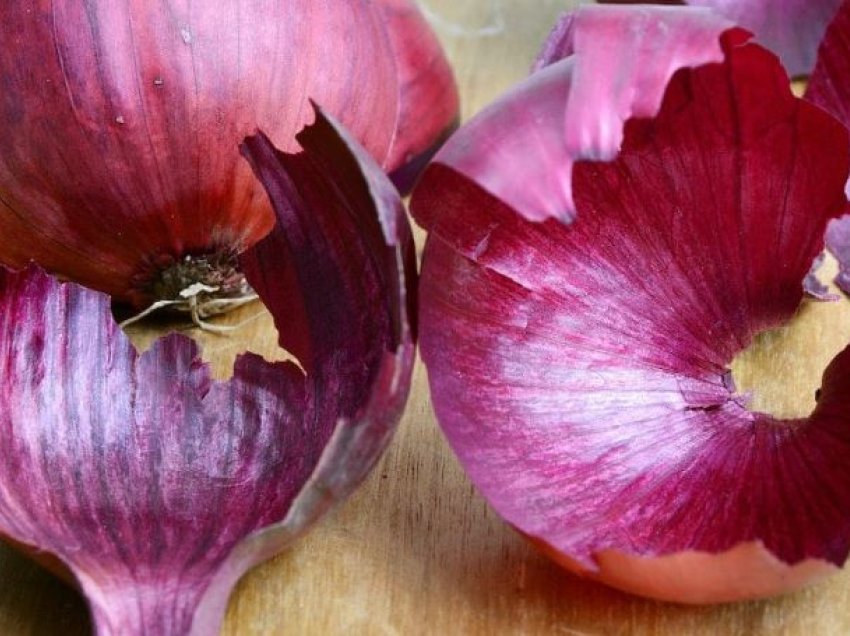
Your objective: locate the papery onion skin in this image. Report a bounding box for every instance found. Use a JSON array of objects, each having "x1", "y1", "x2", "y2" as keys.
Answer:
[
  {"x1": 0, "y1": 108, "x2": 415, "y2": 635},
  {"x1": 598, "y1": 0, "x2": 842, "y2": 77},
  {"x1": 0, "y1": 0, "x2": 455, "y2": 308},
  {"x1": 376, "y1": 0, "x2": 461, "y2": 193},
  {"x1": 411, "y1": 10, "x2": 850, "y2": 604},
  {"x1": 427, "y1": 4, "x2": 734, "y2": 226},
  {"x1": 806, "y1": 0, "x2": 850, "y2": 297},
  {"x1": 826, "y1": 216, "x2": 850, "y2": 295},
  {"x1": 807, "y1": 0, "x2": 850, "y2": 147},
  {"x1": 531, "y1": 538, "x2": 838, "y2": 605},
  {"x1": 803, "y1": 253, "x2": 840, "y2": 301}
]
